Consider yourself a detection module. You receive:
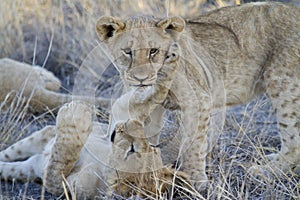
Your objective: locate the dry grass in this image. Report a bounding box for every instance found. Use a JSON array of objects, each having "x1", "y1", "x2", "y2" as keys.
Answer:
[
  {"x1": 206, "y1": 95, "x2": 298, "y2": 200},
  {"x1": 0, "y1": 0, "x2": 299, "y2": 199}
]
